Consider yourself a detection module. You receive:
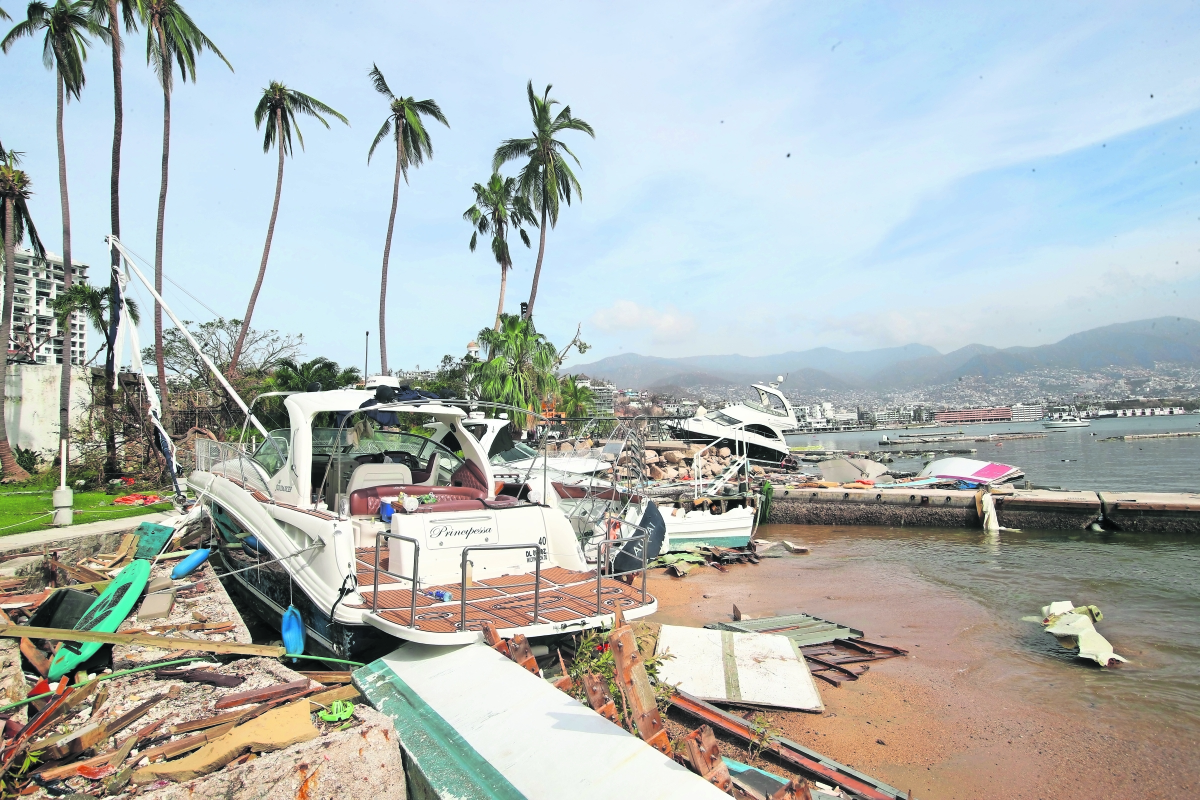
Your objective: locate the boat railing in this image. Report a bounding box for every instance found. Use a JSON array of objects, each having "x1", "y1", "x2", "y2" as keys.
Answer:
[
  {"x1": 372, "y1": 531, "x2": 421, "y2": 626},
  {"x1": 460, "y1": 543, "x2": 544, "y2": 632},
  {"x1": 195, "y1": 439, "x2": 273, "y2": 501},
  {"x1": 595, "y1": 519, "x2": 650, "y2": 614}
]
